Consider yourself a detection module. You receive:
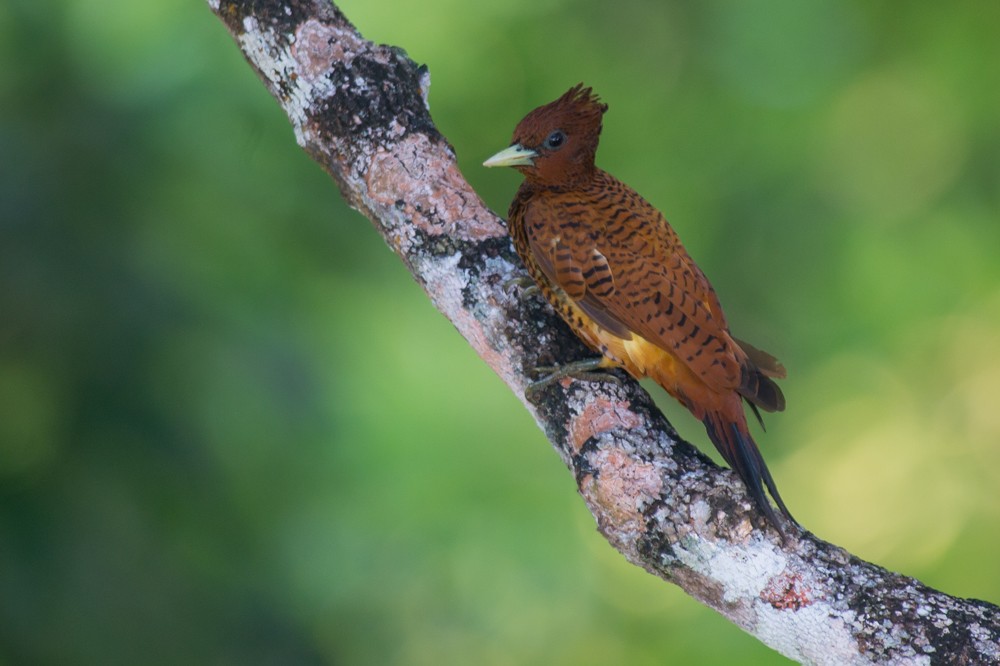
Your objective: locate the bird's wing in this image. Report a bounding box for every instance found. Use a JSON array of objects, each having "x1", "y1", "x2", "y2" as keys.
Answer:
[{"x1": 524, "y1": 193, "x2": 745, "y2": 394}]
